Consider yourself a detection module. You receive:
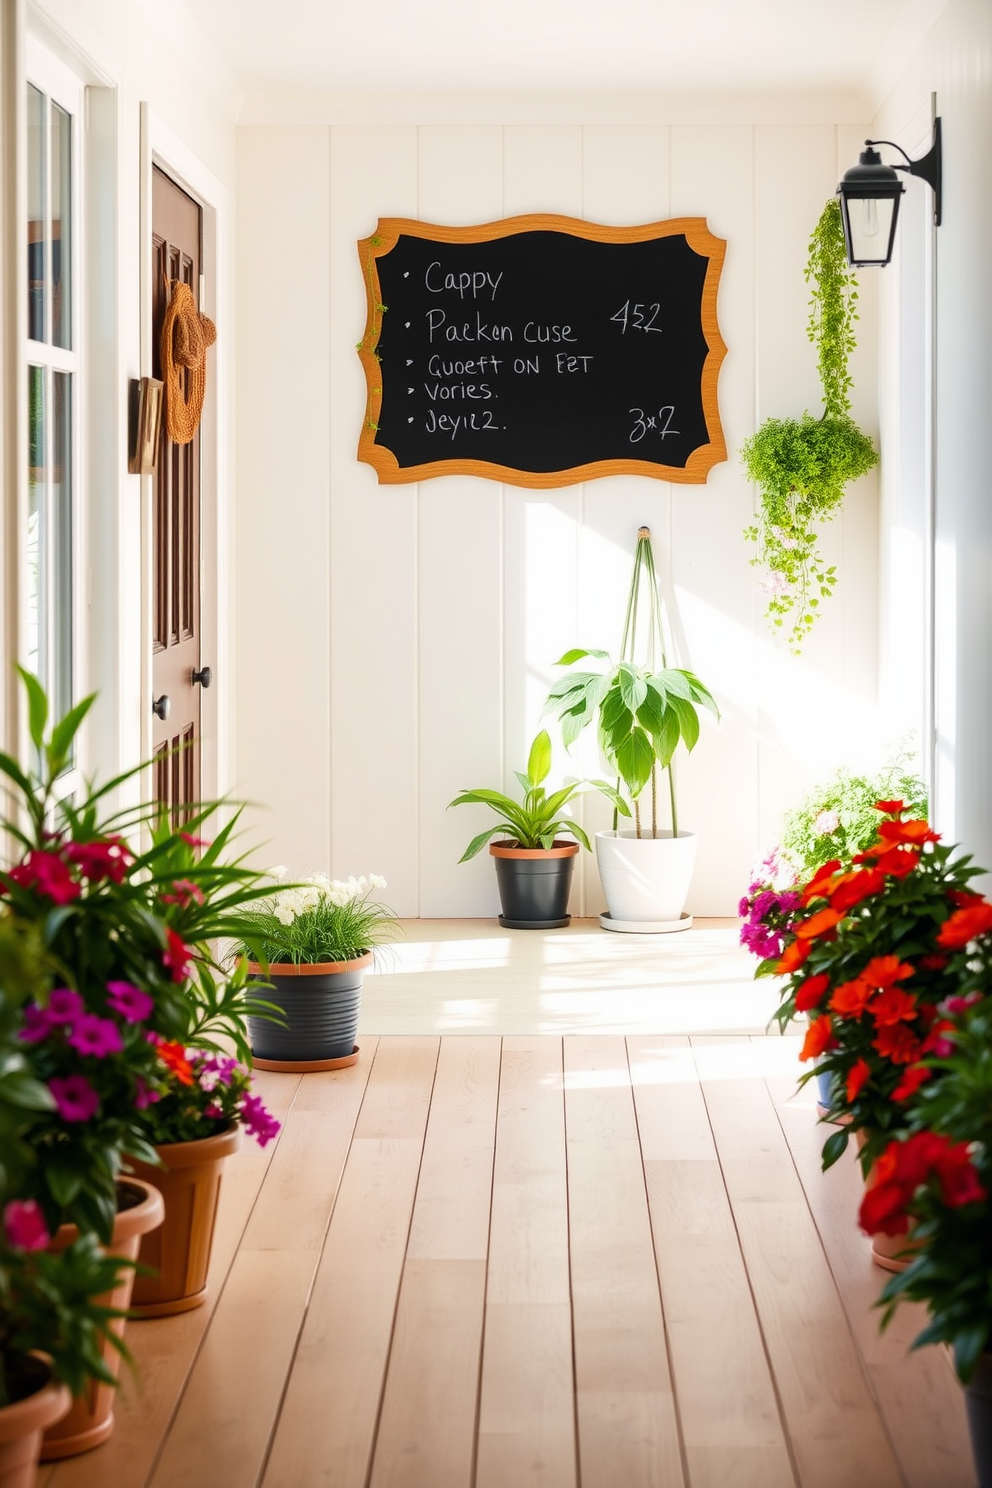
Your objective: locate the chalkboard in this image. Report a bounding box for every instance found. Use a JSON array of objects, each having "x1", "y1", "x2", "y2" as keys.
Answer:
[{"x1": 356, "y1": 215, "x2": 727, "y2": 489}]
